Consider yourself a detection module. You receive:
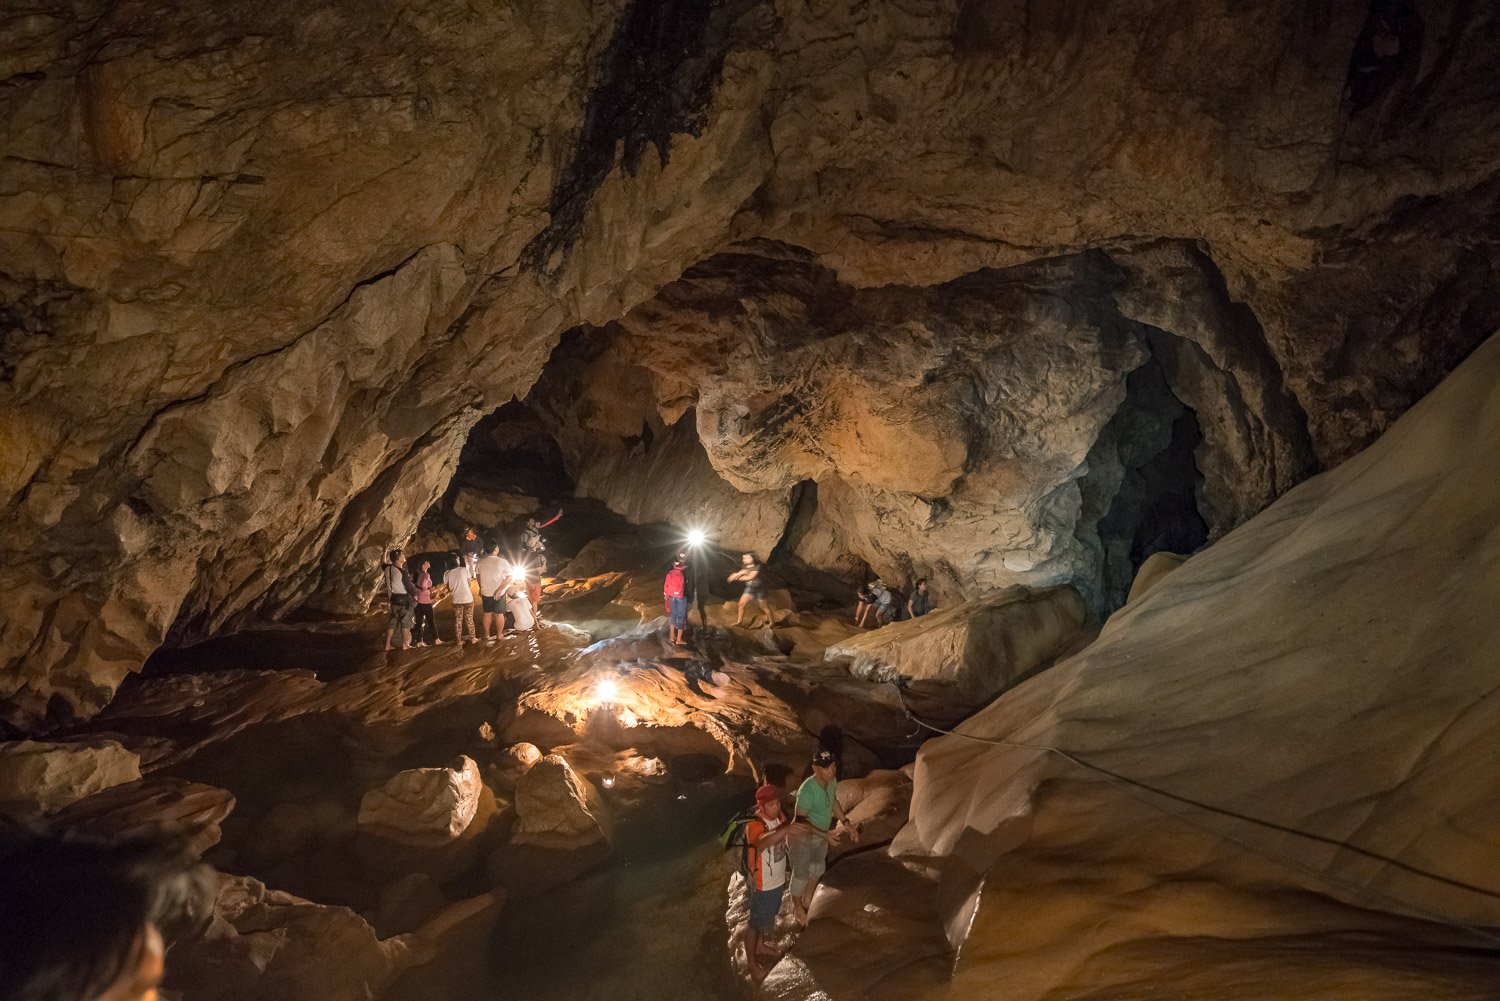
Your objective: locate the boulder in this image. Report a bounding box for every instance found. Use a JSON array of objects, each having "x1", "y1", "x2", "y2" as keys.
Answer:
[
  {"x1": 0, "y1": 739, "x2": 141, "y2": 813},
  {"x1": 825, "y1": 585, "x2": 1087, "y2": 700},
  {"x1": 166, "y1": 874, "x2": 418, "y2": 1001},
  {"x1": 509, "y1": 753, "x2": 606, "y2": 850},
  {"x1": 50, "y1": 777, "x2": 235, "y2": 856},
  {"x1": 356, "y1": 756, "x2": 496, "y2": 877}
]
